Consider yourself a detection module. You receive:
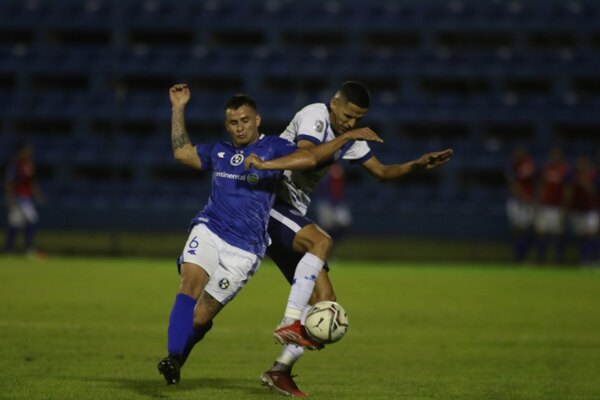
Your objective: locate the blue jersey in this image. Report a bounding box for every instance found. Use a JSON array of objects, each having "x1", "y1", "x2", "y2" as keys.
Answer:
[{"x1": 191, "y1": 134, "x2": 297, "y2": 257}]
